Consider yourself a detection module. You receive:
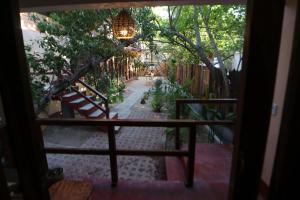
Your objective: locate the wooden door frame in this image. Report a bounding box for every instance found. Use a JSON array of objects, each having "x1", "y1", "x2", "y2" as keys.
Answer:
[
  {"x1": 268, "y1": 2, "x2": 300, "y2": 200},
  {"x1": 0, "y1": 153, "x2": 10, "y2": 200},
  {"x1": 0, "y1": 0, "x2": 286, "y2": 200},
  {"x1": 229, "y1": 1, "x2": 285, "y2": 200},
  {"x1": 0, "y1": 0, "x2": 49, "y2": 199}
]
